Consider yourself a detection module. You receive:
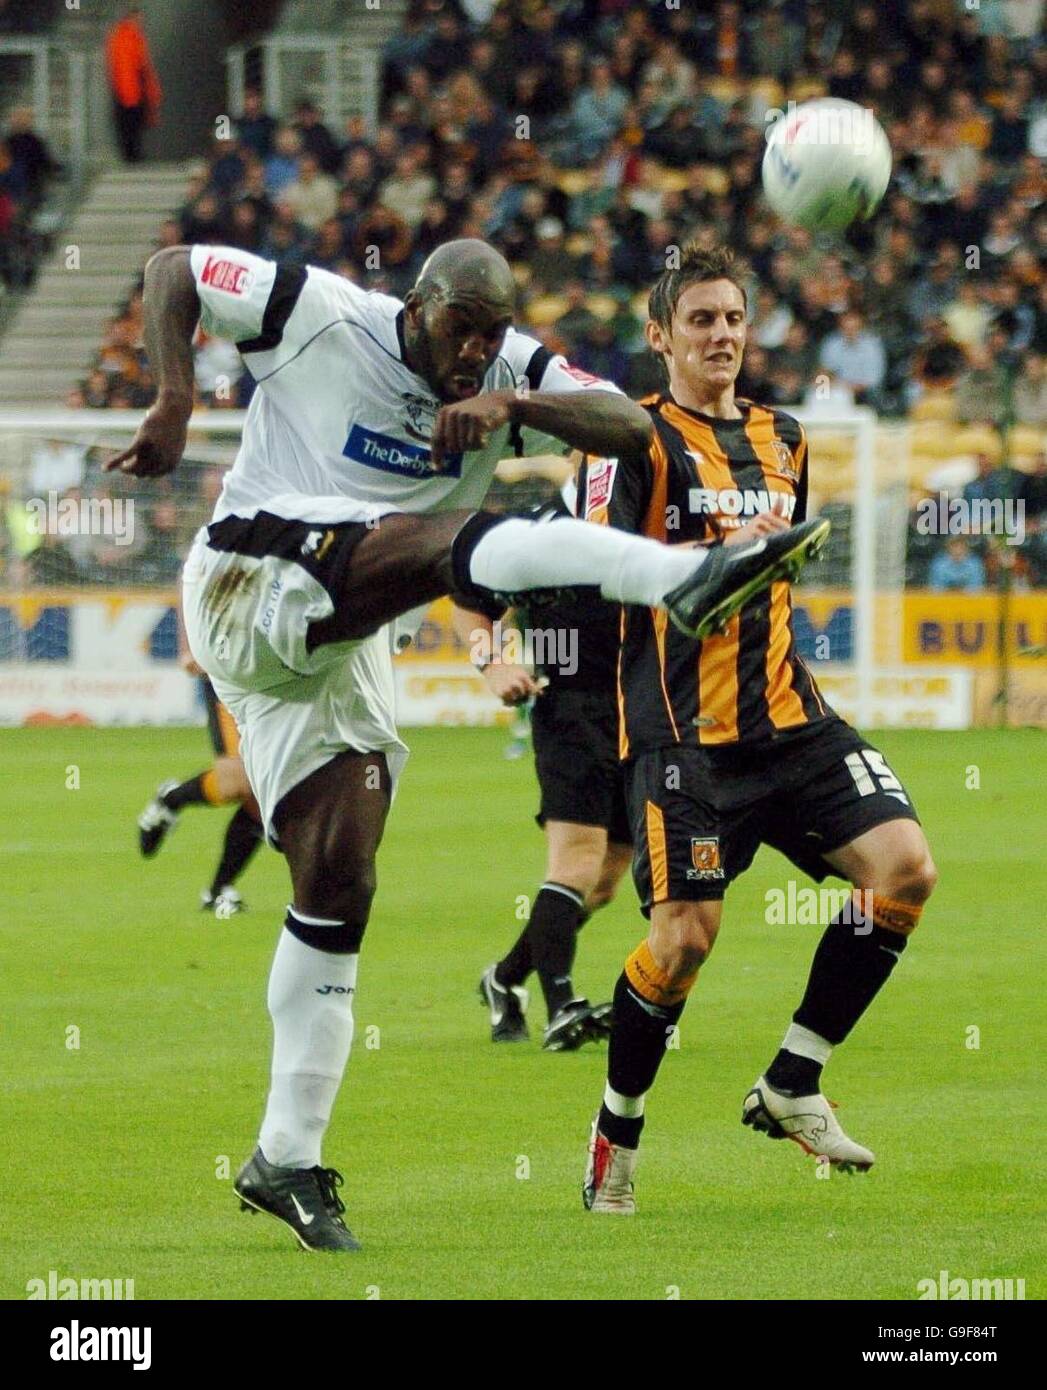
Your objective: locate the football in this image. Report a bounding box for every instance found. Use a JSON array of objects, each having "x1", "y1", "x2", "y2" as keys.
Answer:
[{"x1": 762, "y1": 98, "x2": 892, "y2": 232}]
